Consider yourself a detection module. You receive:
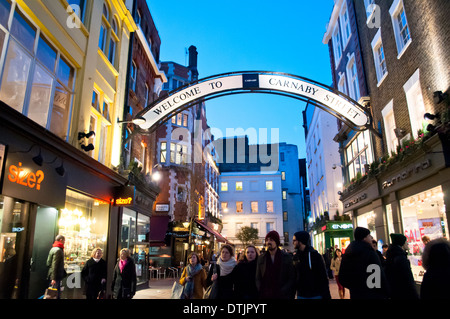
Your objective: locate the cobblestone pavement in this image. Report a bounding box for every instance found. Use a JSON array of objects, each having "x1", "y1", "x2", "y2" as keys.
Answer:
[{"x1": 134, "y1": 277, "x2": 350, "y2": 299}]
